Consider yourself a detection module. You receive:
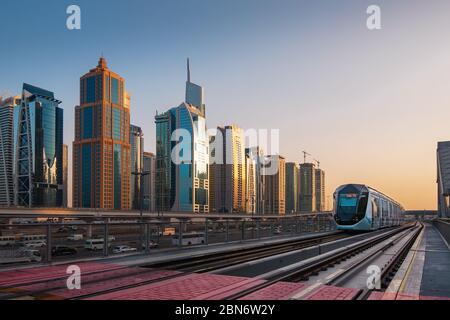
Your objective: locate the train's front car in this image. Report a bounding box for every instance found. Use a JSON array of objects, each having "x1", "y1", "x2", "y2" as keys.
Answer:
[{"x1": 333, "y1": 184, "x2": 372, "y2": 231}]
